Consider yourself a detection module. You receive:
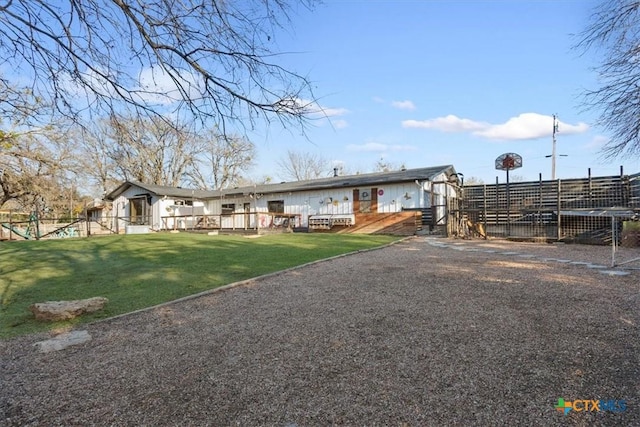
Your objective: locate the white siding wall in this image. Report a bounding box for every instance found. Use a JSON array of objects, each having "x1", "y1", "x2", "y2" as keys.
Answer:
[
  {"x1": 111, "y1": 193, "x2": 127, "y2": 232},
  {"x1": 111, "y1": 176, "x2": 459, "y2": 231},
  {"x1": 160, "y1": 199, "x2": 208, "y2": 230},
  {"x1": 215, "y1": 182, "x2": 434, "y2": 227},
  {"x1": 111, "y1": 185, "x2": 211, "y2": 231},
  {"x1": 111, "y1": 186, "x2": 153, "y2": 232},
  {"x1": 374, "y1": 183, "x2": 425, "y2": 213}
]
